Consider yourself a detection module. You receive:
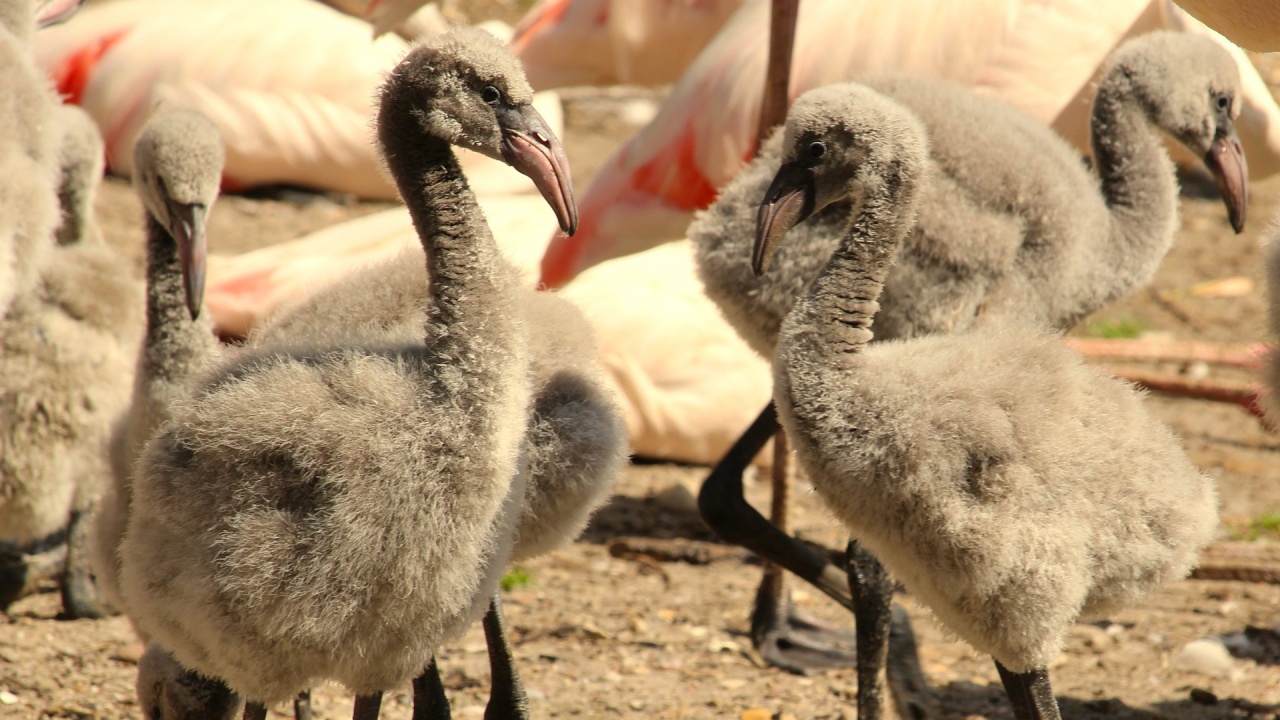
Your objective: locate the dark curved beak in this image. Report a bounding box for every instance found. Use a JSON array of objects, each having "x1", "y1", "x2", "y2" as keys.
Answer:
[
  {"x1": 168, "y1": 203, "x2": 207, "y2": 321},
  {"x1": 497, "y1": 105, "x2": 578, "y2": 236},
  {"x1": 35, "y1": 0, "x2": 85, "y2": 28},
  {"x1": 753, "y1": 160, "x2": 816, "y2": 276},
  {"x1": 1204, "y1": 122, "x2": 1248, "y2": 234}
]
